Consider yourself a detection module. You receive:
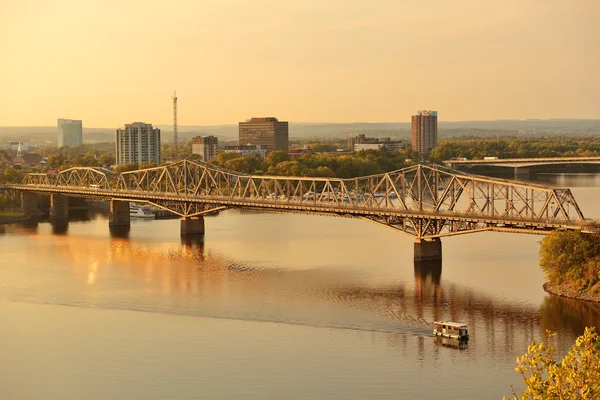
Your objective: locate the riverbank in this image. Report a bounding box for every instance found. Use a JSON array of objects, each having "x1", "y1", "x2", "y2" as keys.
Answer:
[
  {"x1": 543, "y1": 282, "x2": 600, "y2": 304},
  {"x1": 0, "y1": 212, "x2": 29, "y2": 225}
]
